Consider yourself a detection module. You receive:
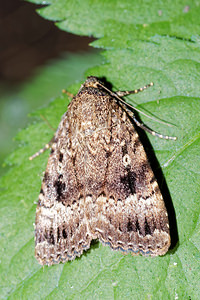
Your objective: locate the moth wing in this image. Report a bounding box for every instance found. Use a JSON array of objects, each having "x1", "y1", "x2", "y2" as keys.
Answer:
[
  {"x1": 88, "y1": 107, "x2": 170, "y2": 256},
  {"x1": 35, "y1": 112, "x2": 92, "y2": 265}
]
